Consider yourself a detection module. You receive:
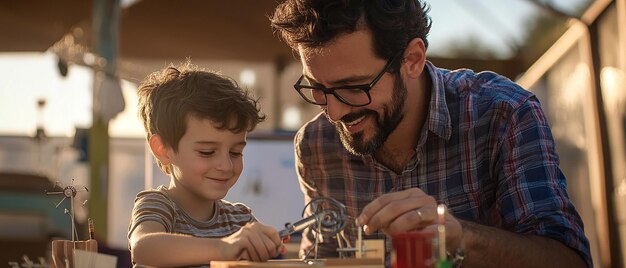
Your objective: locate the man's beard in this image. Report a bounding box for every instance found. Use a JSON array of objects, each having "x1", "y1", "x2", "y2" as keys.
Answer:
[{"x1": 328, "y1": 74, "x2": 407, "y2": 156}]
